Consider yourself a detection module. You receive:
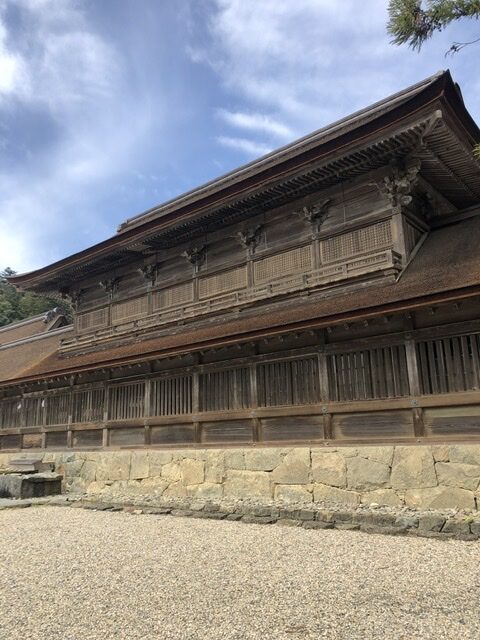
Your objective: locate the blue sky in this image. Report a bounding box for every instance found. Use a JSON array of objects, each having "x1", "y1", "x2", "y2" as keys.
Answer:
[{"x1": 1, "y1": 0, "x2": 479, "y2": 273}]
